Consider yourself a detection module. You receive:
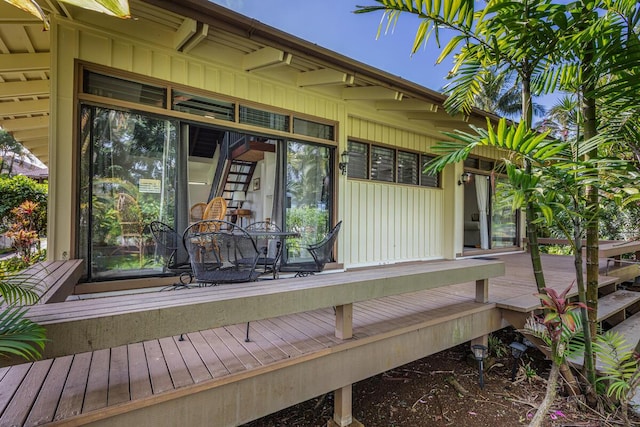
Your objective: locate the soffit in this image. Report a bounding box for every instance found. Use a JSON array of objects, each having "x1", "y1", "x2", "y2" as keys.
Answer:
[{"x1": 0, "y1": 1, "x2": 51, "y2": 166}]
